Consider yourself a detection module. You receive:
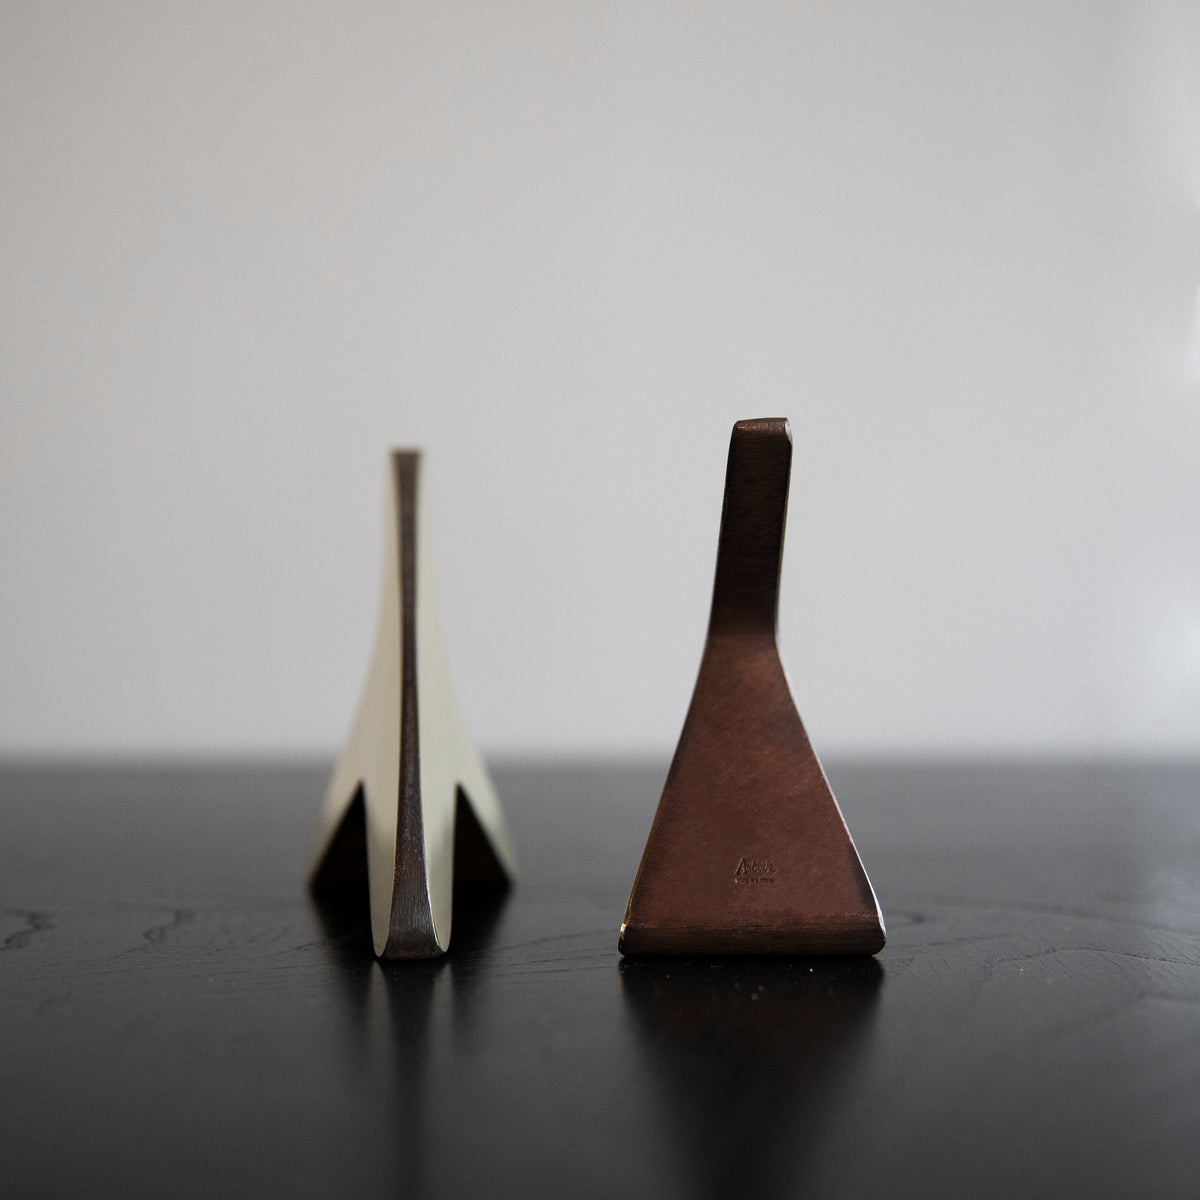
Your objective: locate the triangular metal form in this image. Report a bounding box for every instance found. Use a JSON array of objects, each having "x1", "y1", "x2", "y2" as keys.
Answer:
[
  {"x1": 309, "y1": 450, "x2": 516, "y2": 959},
  {"x1": 619, "y1": 419, "x2": 885, "y2": 956}
]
